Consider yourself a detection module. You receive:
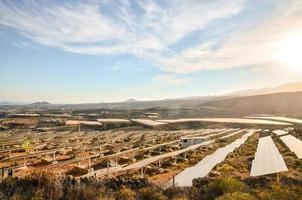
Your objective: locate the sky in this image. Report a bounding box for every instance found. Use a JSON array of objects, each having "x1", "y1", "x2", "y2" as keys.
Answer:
[{"x1": 1, "y1": 0, "x2": 302, "y2": 103}]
